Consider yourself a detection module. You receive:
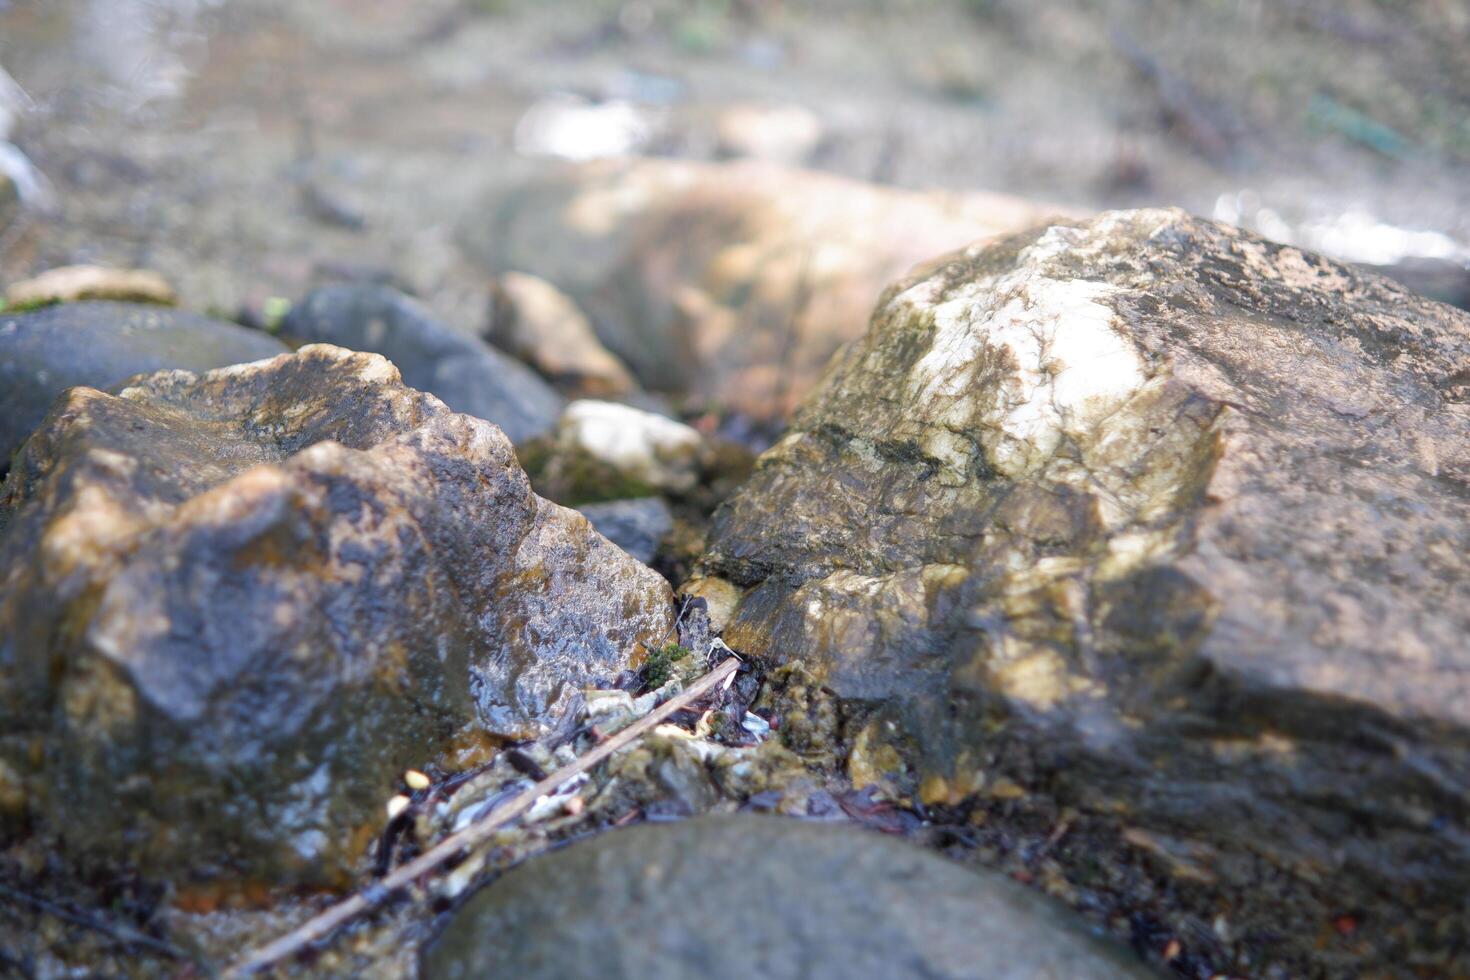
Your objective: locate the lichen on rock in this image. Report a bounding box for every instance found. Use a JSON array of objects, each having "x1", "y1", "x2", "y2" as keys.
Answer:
[
  {"x1": 703, "y1": 208, "x2": 1470, "y2": 974},
  {"x1": 0, "y1": 344, "x2": 673, "y2": 887}
]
